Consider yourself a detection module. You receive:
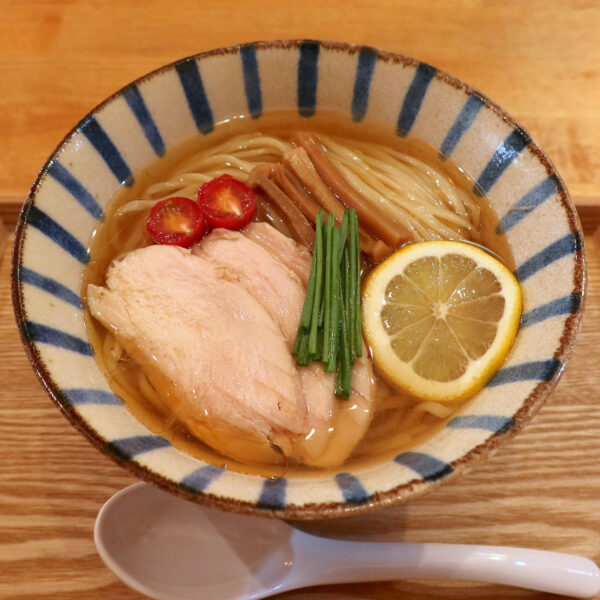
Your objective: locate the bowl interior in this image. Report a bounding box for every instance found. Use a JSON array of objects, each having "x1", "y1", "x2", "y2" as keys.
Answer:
[{"x1": 12, "y1": 41, "x2": 585, "y2": 519}]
